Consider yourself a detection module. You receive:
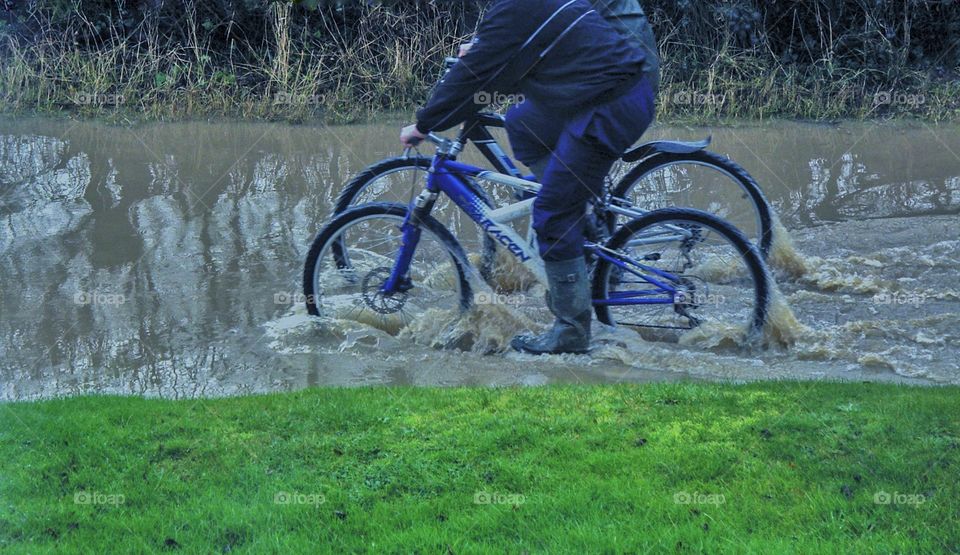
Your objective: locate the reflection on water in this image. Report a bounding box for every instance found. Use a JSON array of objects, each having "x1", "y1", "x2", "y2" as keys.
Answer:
[{"x1": 1, "y1": 117, "x2": 958, "y2": 399}]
